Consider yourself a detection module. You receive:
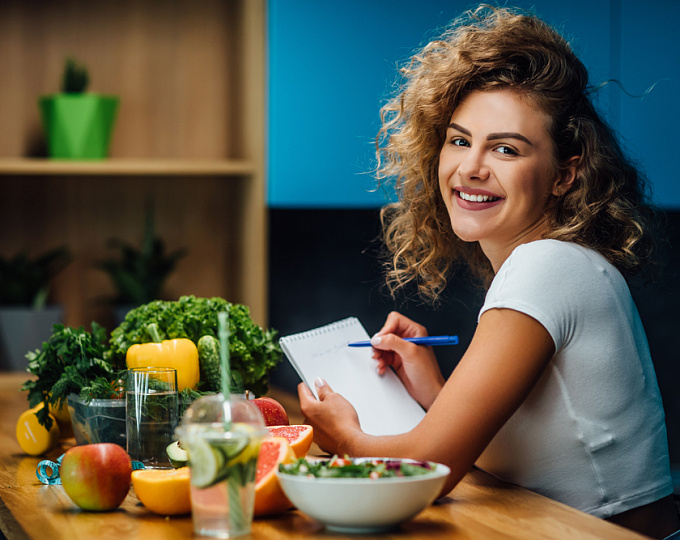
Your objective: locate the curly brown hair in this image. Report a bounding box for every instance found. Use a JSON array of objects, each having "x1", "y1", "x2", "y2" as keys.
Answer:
[{"x1": 376, "y1": 5, "x2": 658, "y2": 302}]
